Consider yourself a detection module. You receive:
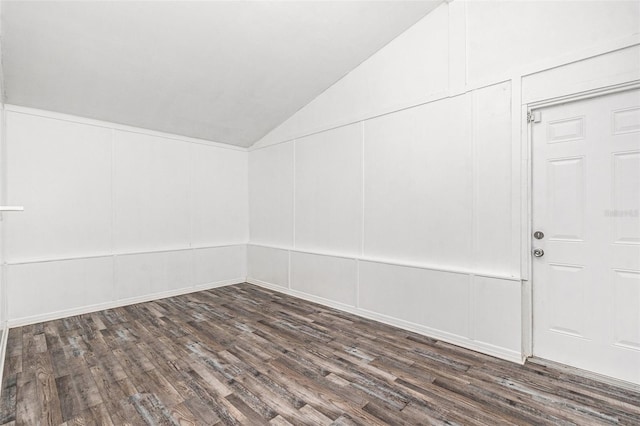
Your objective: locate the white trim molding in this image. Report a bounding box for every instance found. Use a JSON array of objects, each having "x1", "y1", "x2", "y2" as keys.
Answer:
[
  {"x1": 0, "y1": 324, "x2": 8, "y2": 397},
  {"x1": 4, "y1": 243, "x2": 249, "y2": 266},
  {"x1": 249, "y1": 243, "x2": 521, "y2": 282}
]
